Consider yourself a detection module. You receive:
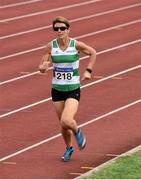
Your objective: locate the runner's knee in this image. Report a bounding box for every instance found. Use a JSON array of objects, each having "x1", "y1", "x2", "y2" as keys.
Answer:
[{"x1": 61, "y1": 115, "x2": 73, "y2": 129}]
